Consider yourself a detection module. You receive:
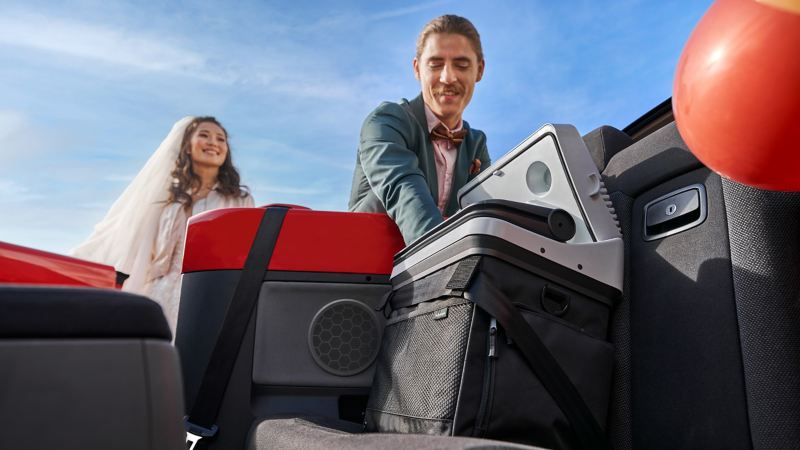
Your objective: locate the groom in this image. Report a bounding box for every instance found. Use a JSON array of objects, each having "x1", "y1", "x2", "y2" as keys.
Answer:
[{"x1": 348, "y1": 14, "x2": 490, "y2": 244}]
